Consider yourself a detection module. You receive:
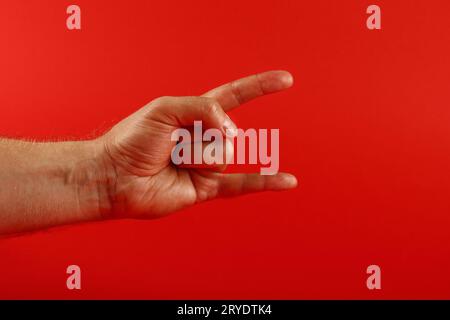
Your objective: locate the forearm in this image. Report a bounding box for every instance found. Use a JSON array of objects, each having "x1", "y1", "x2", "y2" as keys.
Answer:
[{"x1": 0, "y1": 138, "x2": 112, "y2": 235}]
